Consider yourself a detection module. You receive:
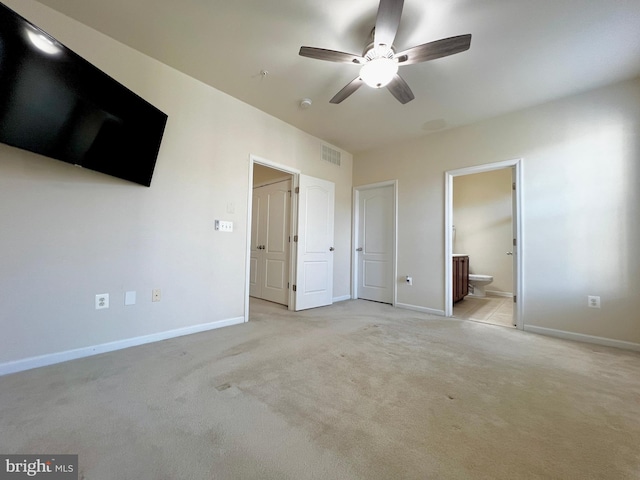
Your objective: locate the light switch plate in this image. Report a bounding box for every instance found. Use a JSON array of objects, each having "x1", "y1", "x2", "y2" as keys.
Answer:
[
  {"x1": 125, "y1": 291, "x2": 136, "y2": 306},
  {"x1": 215, "y1": 220, "x2": 233, "y2": 232}
]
